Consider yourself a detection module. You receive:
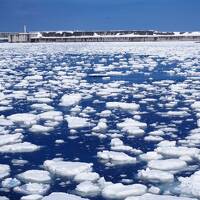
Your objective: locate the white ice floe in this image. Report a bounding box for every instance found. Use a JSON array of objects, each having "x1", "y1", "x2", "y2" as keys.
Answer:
[
  {"x1": 155, "y1": 146, "x2": 200, "y2": 158},
  {"x1": 74, "y1": 172, "x2": 100, "y2": 183},
  {"x1": 102, "y1": 183, "x2": 147, "y2": 199},
  {"x1": 92, "y1": 119, "x2": 107, "y2": 132},
  {"x1": 29, "y1": 125, "x2": 54, "y2": 134},
  {"x1": 0, "y1": 142, "x2": 40, "y2": 153},
  {"x1": 175, "y1": 170, "x2": 200, "y2": 198},
  {"x1": 38, "y1": 111, "x2": 63, "y2": 122},
  {"x1": 44, "y1": 160, "x2": 93, "y2": 178},
  {"x1": 65, "y1": 116, "x2": 91, "y2": 129},
  {"x1": 75, "y1": 181, "x2": 101, "y2": 197},
  {"x1": 139, "y1": 152, "x2": 163, "y2": 162},
  {"x1": 97, "y1": 150, "x2": 136, "y2": 165},
  {"x1": 0, "y1": 164, "x2": 10, "y2": 179},
  {"x1": 117, "y1": 118, "x2": 146, "y2": 136},
  {"x1": 2, "y1": 178, "x2": 21, "y2": 188},
  {"x1": 0, "y1": 133, "x2": 23, "y2": 146},
  {"x1": 138, "y1": 168, "x2": 174, "y2": 183},
  {"x1": 42, "y1": 192, "x2": 89, "y2": 200},
  {"x1": 110, "y1": 138, "x2": 141, "y2": 154},
  {"x1": 191, "y1": 101, "x2": 200, "y2": 111},
  {"x1": 20, "y1": 194, "x2": 43, "y2": 200},
  {"x1": 148, "y1": 159, "x2": 187, "y2": 172},
  {"x1": 17, "y1": 170, "x2": 51, "y2": 184},
  {"x1": 106, "y1": 102, "x2": 139, "y2": 112},
  {"x1": 125, "y1": 193, "x2": 197, "y2": 200},
  {"x1": 7, "y1": 113, "x2": 38, "y2": 127},
  {"x1": 14, "y1": 183, "x2": 50, "y2": 195},
  {"x1": 60, "y1": 93, "x2": 82, "y2": 107}
]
